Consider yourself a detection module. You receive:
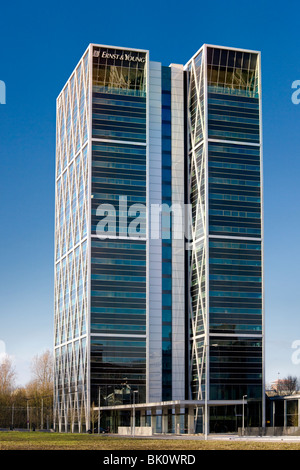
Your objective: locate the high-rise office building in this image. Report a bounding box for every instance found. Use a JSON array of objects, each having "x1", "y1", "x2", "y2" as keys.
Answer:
[{"x1": 54, "y1": 43, "x2": 263, "y2": 433}]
